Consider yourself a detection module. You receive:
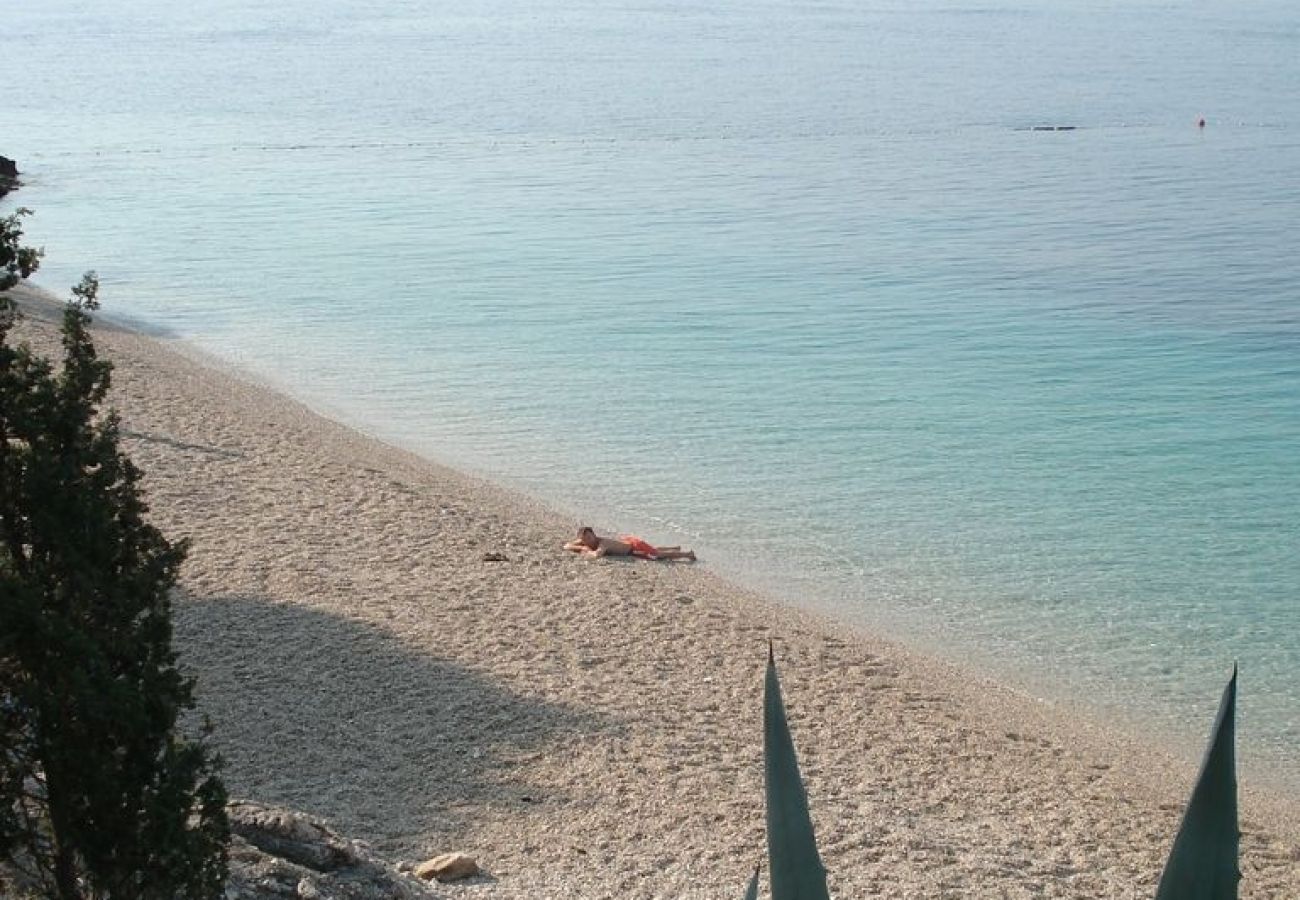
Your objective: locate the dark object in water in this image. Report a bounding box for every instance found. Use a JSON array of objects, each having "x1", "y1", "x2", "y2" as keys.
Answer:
[
  {"x1": 0, "y1": 155, "x2": 18, "y2": 199},
  {"x1": 1029, "y1": 125, "x2": 1077, "y2": 132}
]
